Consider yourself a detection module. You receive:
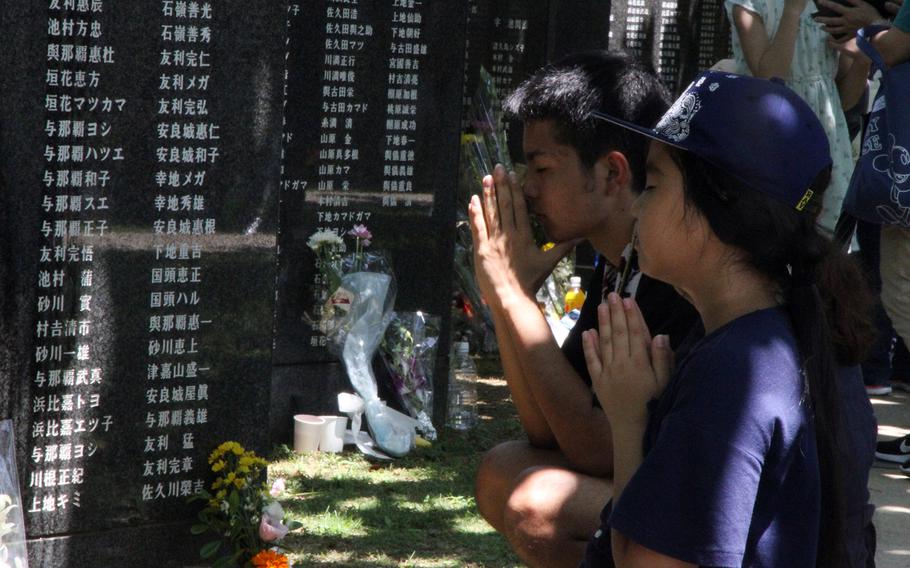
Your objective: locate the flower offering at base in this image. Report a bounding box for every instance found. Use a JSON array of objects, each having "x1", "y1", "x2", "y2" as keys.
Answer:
[
  {"x1": 251, "y1": 549, "x2": 290, "y2": 568},
  {"x1": 188, "y1": 441, "x2": 301, "y2": 567}
]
